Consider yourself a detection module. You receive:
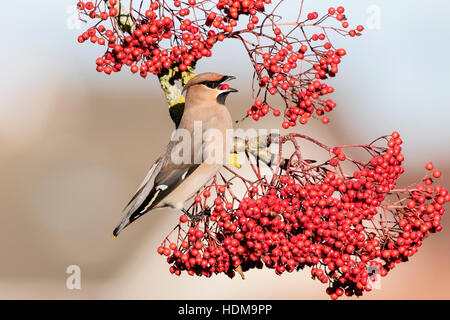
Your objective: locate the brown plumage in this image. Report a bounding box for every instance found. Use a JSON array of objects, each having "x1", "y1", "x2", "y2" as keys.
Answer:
[{"x1": 112, "y1": 72, "x2": 237, "y2": 237}]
